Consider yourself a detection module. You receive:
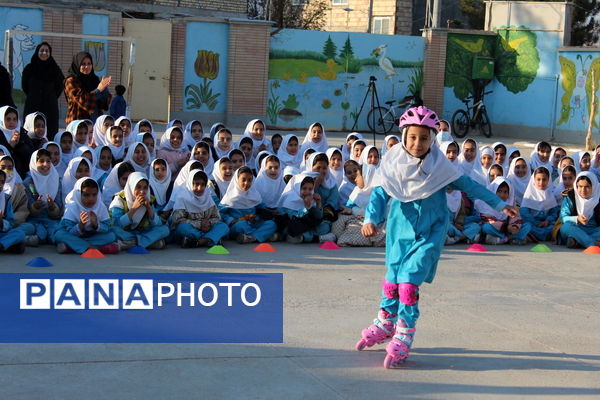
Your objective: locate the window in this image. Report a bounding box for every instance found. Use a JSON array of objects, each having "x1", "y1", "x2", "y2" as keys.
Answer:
[
  {"x1": 372, "y1": 17, "x2": 391, "y2": 35},
  {"x1": 332, "y1": 0, "x2": 349, "y2": 5}
]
